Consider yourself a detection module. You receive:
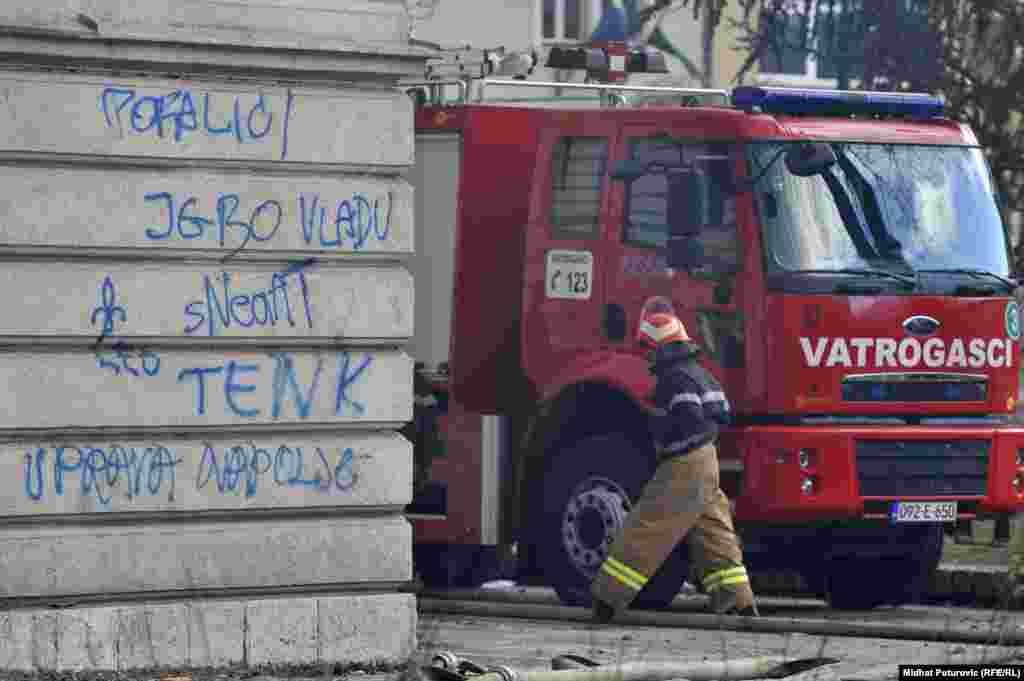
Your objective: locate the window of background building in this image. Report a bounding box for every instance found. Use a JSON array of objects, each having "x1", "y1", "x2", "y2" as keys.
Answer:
[
  {"x1": 550, "y1": 136, "x2": 609, "y2": 239},
  {"x1": 758, "y1": 0, "x2": 863, "y2": 84},
  {"x1": 757, "y1": 0, "x2": 928, "y2": 86}
]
